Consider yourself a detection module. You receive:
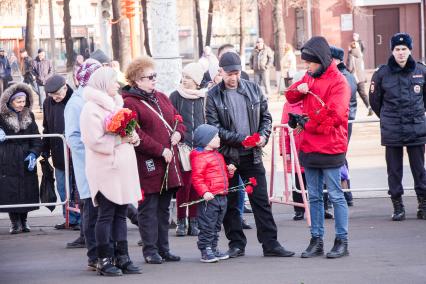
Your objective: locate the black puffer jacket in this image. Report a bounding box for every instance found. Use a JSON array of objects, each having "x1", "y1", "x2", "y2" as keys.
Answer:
[
  {"x1": 337, "y1": 62, "x2": 357, "y2": 121},
  {"x1": 369, "y1": 55, "x2": 426, "y2": 146},
  {"x1": 0, "y1": 83, "x2": 42, "y2": 212},
  {"x1": 169, "y1": 90, "x2": 206, "y2": 147},
  {"x1": 206, "y1": 79, "x2": 272, "y2": 165},
  {"x1": 42, "y1": 84, "x2": 73, "y2": 170}
]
